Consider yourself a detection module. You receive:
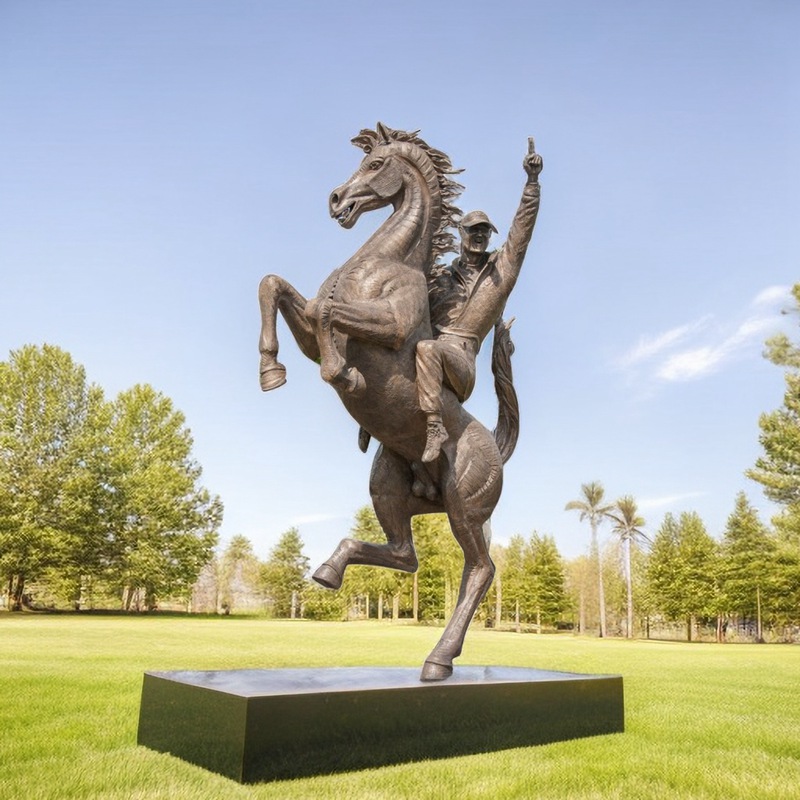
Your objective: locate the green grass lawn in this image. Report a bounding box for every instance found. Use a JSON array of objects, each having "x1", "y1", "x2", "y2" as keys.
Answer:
[{"x1": 1, "y1": 615, "x2": 798, "y2": 799}]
